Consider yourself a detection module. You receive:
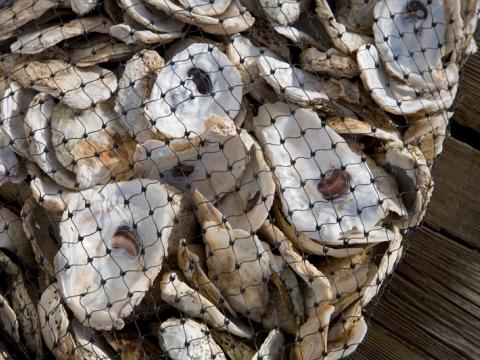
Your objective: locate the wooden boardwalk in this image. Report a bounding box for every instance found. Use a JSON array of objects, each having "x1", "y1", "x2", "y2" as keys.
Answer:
[{"x1": 351, "y1": 45, "x2": 480, "y2": 359}]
